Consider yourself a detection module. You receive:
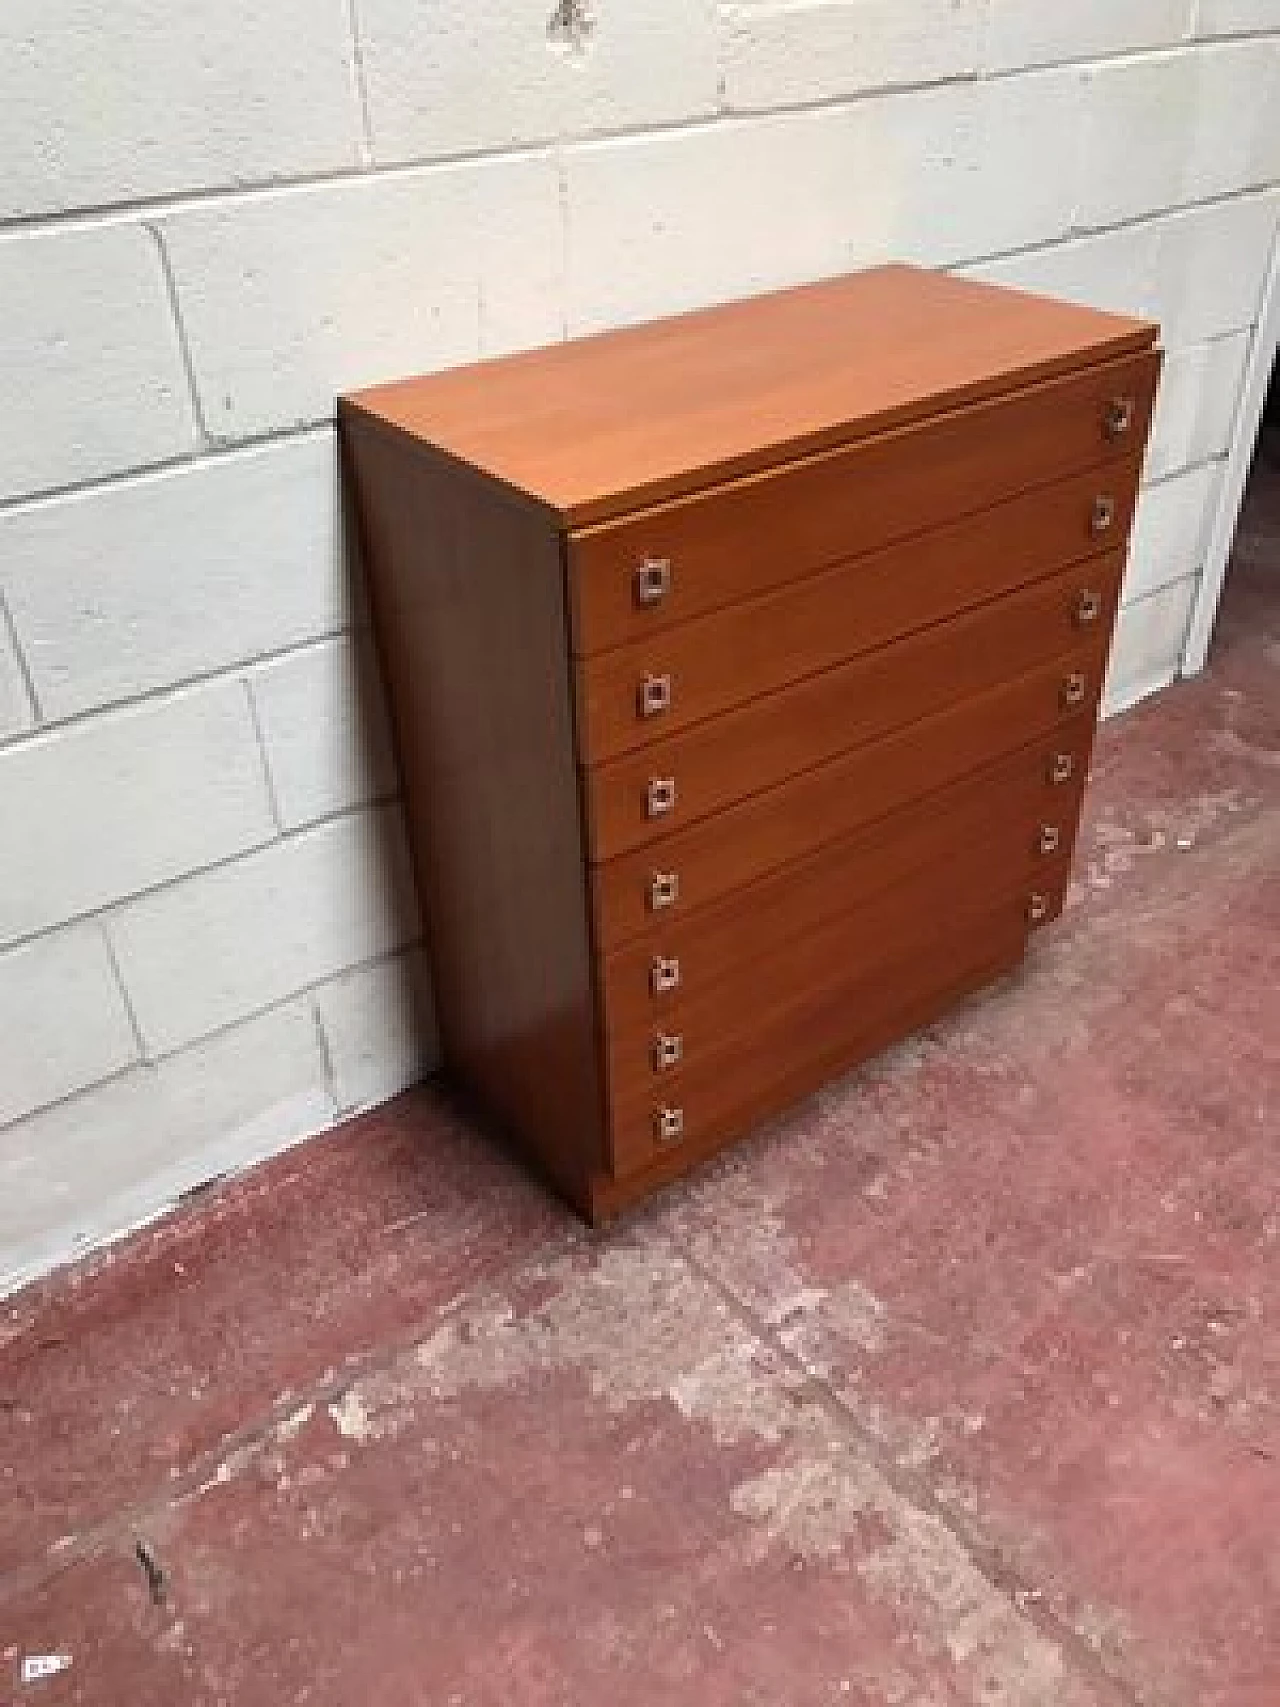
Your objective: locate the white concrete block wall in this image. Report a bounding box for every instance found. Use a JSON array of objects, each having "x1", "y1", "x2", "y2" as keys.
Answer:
[{"x1": 2, "y1": 0, "x2": 1277, "y2": 1291}]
